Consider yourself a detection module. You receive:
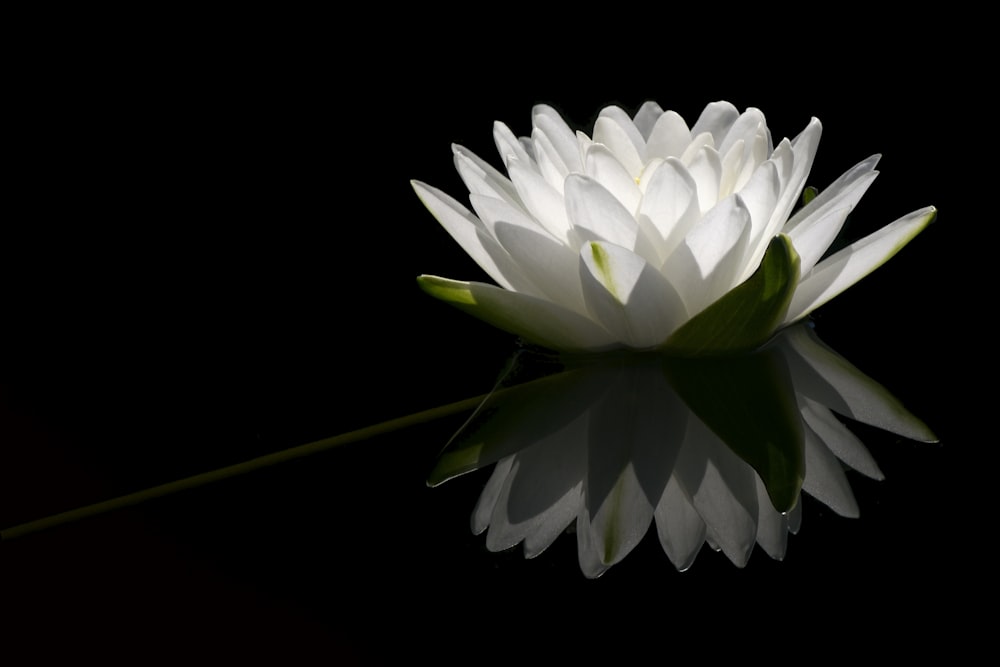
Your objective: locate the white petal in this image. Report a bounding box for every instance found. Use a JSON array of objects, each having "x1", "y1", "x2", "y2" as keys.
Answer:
[
  {"x1": 452, "y1": 145, "x2": 521, "y2": 206},
  {"x1": 532, "y1": 104, "x2": 583, "y2": 172},
  {"x1": 686, "y1": 145, "x2": 722, "y2": 214},
  {"x1": 785, "y1": 206, "x2": 937, "y2": 324},
  {"x1": 679, "y1": 131, "x2": 715, "y2": 166},
  {"x1": 532, "y1": 128, "x2": 570, "y2": 192},
  {"x1": 411, "y1": 180, "x2": 536, "y2": 294},
  {"x1": 632, "y1": 101, "x2": 664, "y2": 139},
  {"x1": 719, "y1": 138, "x2": 746, "y2": 200},
  {"x1": 418, "y1": 275, "x2": 617, "y2": 352},
  {"x1": 784, "y1": 155, "x2": 881, "y2": 274},
  {"x1": 718, "y1": 107, "x2": 767, "y2": 158},
  {"x1": 788, "y1": 206, "x2": 852, "y2": 278},
  {"x1": 584, "y1": 143, "x2": 642, "y2": 214},
  {"x1": 493, "y1": 120, "x2": 532, "y2": 169},
  {"x1": 734, "y1": 160, "x2": 781, "y2": 283},
  {"x1": 564, "y1": 173, "x2": 639, "y2": 250},
  {"x1": 579, "y1": 241, "x2": 688, "y2": 349},
  {"x1": 784, "y1": 155, "x2": 881, "y2": 234},
  {"x1": 494, "y1": 221, "x2": 588, "y2": 315},
  {"x1": 592, "y1": 113, "x2": 644, "y2": 177},
  {"x1": 638, "y1": 158, "x2": 701, "y2": 262},
  {"x1": 661, "y1": 194, "x2": 752, "y2": 317},
  {"x1": 468, "y1": 192, "x2": 547, "y2": 238},
  {"x1": 801, "y1": 397, "x2": 884, "y2": 480},
  {"x1": 646, "y1": 110, "x2": 692, "y2": 161},
  {"x1": 690, "y1": 100, "x2": 740, "y2": 148},
  {"x1": 768, "y1": 118, "x2": 823, "y2": 234},
  {"x1": 802, "y1": 424, "x2": 860, "y2": 518},
  {"x1": 507, "y1": 157, "x2": 573, "y2": 243}
]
